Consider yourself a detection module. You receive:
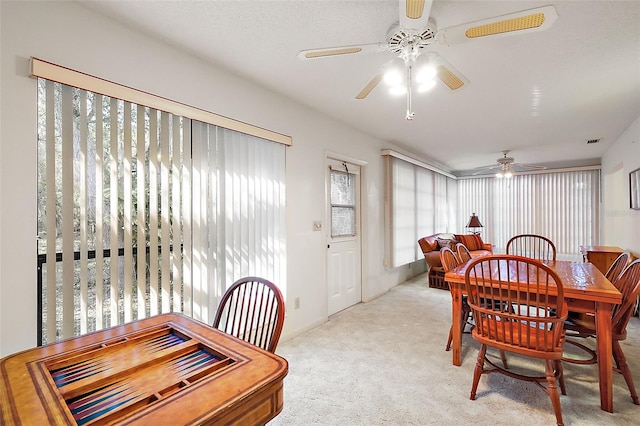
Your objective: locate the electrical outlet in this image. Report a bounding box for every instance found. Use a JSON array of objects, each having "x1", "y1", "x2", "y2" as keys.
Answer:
[{"x1": 294, "y1": 297, "x2": 300, "y2": 309}]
